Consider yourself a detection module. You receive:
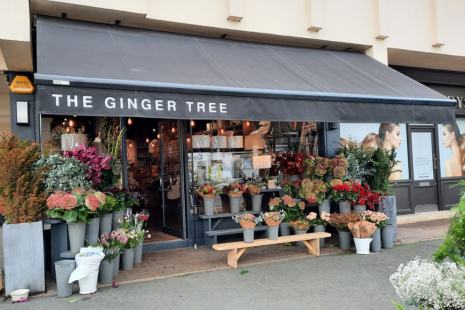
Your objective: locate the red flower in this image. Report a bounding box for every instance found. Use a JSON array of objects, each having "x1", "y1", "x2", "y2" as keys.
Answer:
[
  {"x1": 208, "y1": 189, "x2": 213, "y2": 194},
  {"x1": 122, "y1": 188, "x2": 128, "y2": 192}
]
